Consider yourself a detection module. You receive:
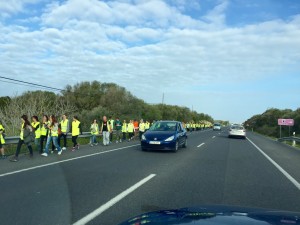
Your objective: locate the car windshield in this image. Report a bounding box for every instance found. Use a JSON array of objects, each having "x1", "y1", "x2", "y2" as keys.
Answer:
[
  {"x1": 231, "y1": 126, "x2": 244, "y2": 130},
  {"x1": 149, "y1": 122, "x2": 177, "y2": 131},
  {"x1": 214, "y1": 124, "x2": 221, "y2": 126}
]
